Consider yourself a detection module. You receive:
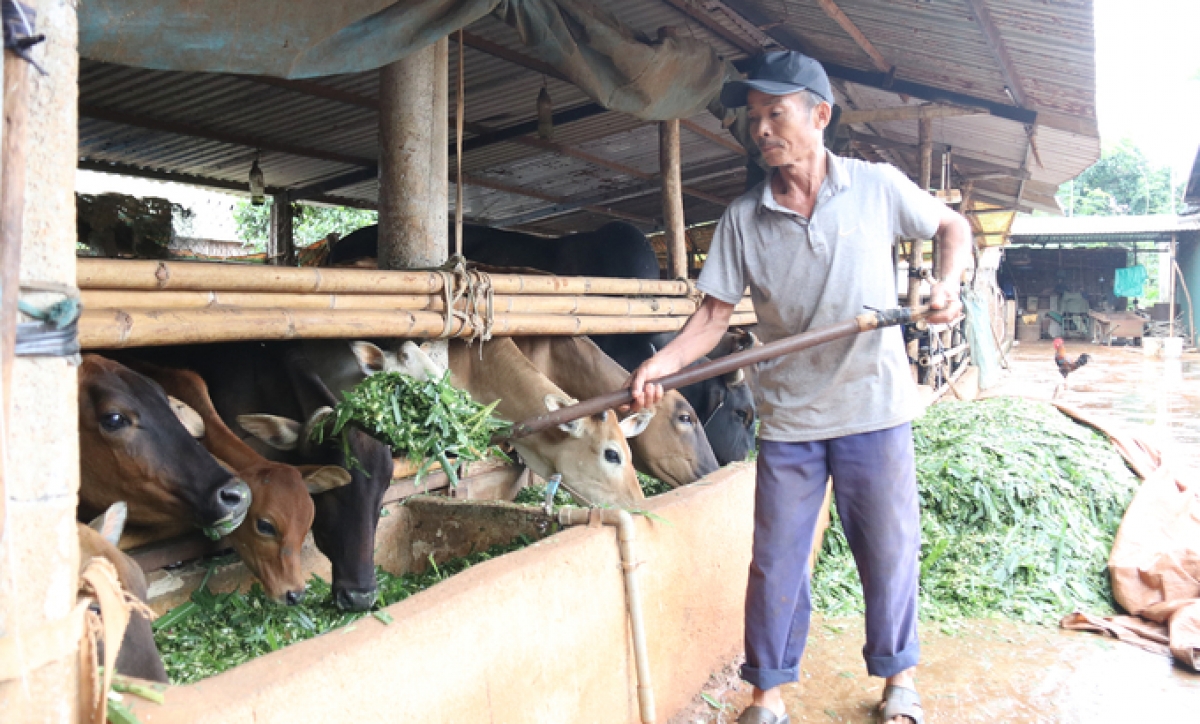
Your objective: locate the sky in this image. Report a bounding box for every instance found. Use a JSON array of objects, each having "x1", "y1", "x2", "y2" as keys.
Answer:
[{"x1": 1093, "y1": 0, "x2": 1200, "y2": 177}]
